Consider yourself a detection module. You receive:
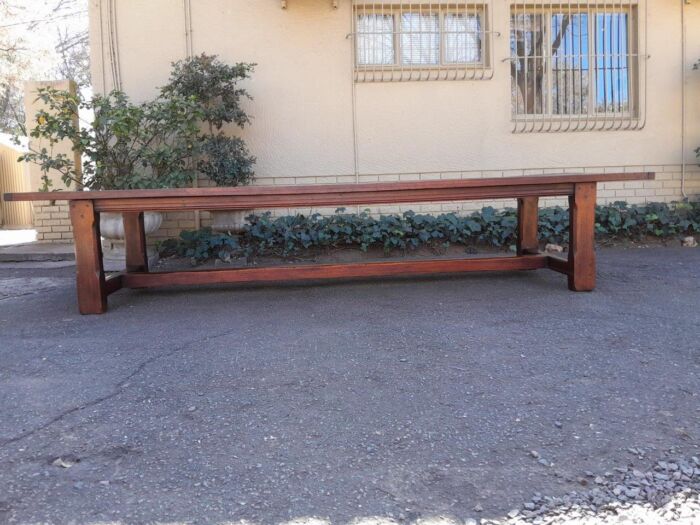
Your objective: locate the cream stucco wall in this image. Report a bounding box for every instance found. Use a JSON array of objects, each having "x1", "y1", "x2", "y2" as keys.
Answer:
[{"x1": 87, "y1": 0, "x2": 700, "y2": 239}]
